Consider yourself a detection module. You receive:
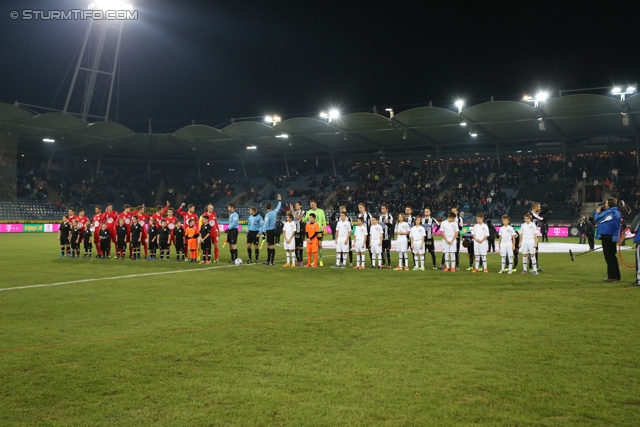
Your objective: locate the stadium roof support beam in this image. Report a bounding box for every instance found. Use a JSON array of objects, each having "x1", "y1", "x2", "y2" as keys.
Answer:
[
  {"x1": 389, "y1": 117, "x2": 439, "y2": 149},
  {"x1": 96, "y1": 152, "x2": 102, "y2": 178},
  {"x1": 325, "y1": 122, "x2": 388, "y2": 153},
  {"x1": 457, "y1": 113, "x2": 502, "y2": 146},
  {"x1": 218, "y1": 129, "x2": 288, "y2": 157},
  {"x1": 535, "y1": 108, "x2": 577, "y2": 152},
  {"x1": 240, "y1": 156, "x2": 247, "y2": 180},
  {"x1": 284, "y1": 155, "x2": 290, "y2": 179},
  {"x1": 274, "y1": 128, "x2": 335, "y2": 152},
  {"x1": 331, "y1": 152, "x2": 337, "y2": 176}
]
